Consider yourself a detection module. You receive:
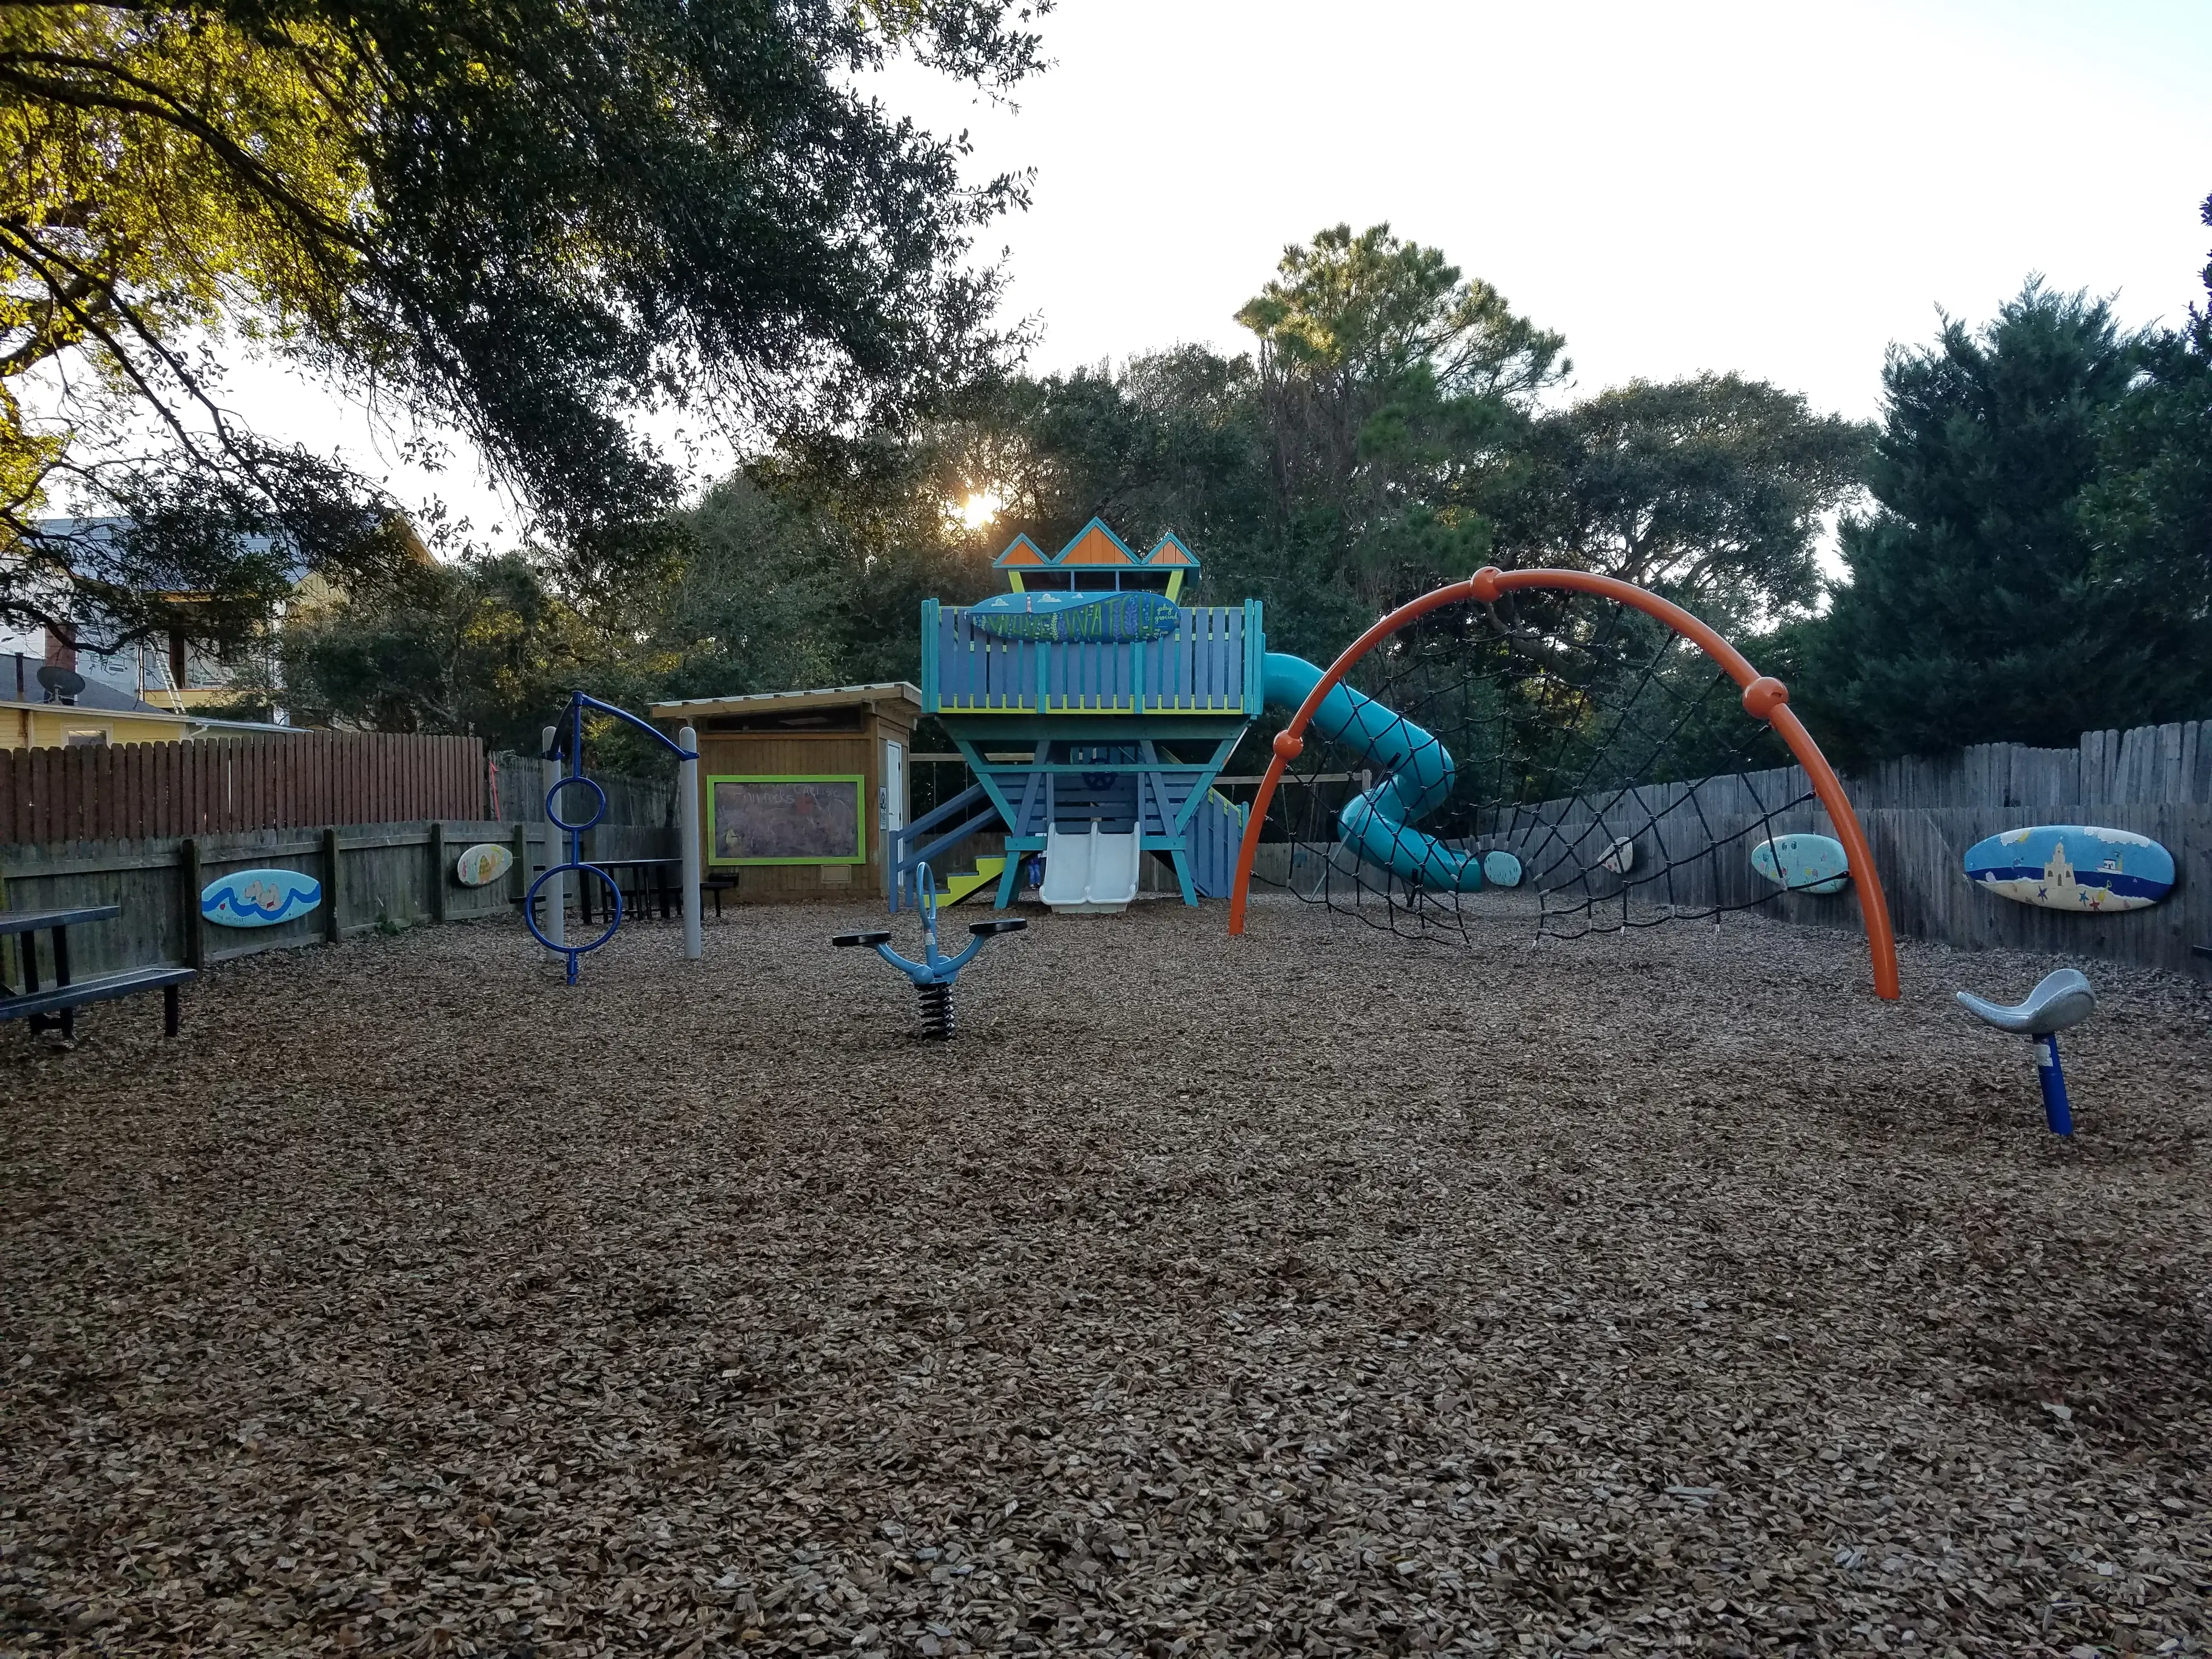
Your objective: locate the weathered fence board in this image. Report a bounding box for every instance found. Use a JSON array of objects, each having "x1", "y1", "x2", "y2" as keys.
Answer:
[
  {"x1": 0, "y1": 732, "x2": 488, "y2": 843},
  {"x1": 1253, "y1": 717, "x2": 2212, "y2": 980},
  {"x1": 486, "y1": 751, "x2": 674, "y2": 828},
  {"x1": 0, "y1": 819, "x2": 682, "y2": 978}
]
